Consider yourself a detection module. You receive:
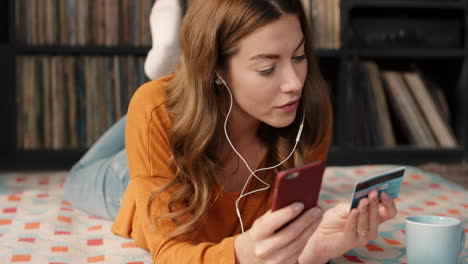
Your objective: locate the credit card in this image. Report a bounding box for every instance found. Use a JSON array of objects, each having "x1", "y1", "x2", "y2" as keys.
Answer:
[{"x1": 350, "y1": 167, "x2": 406, "y2": 210}]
